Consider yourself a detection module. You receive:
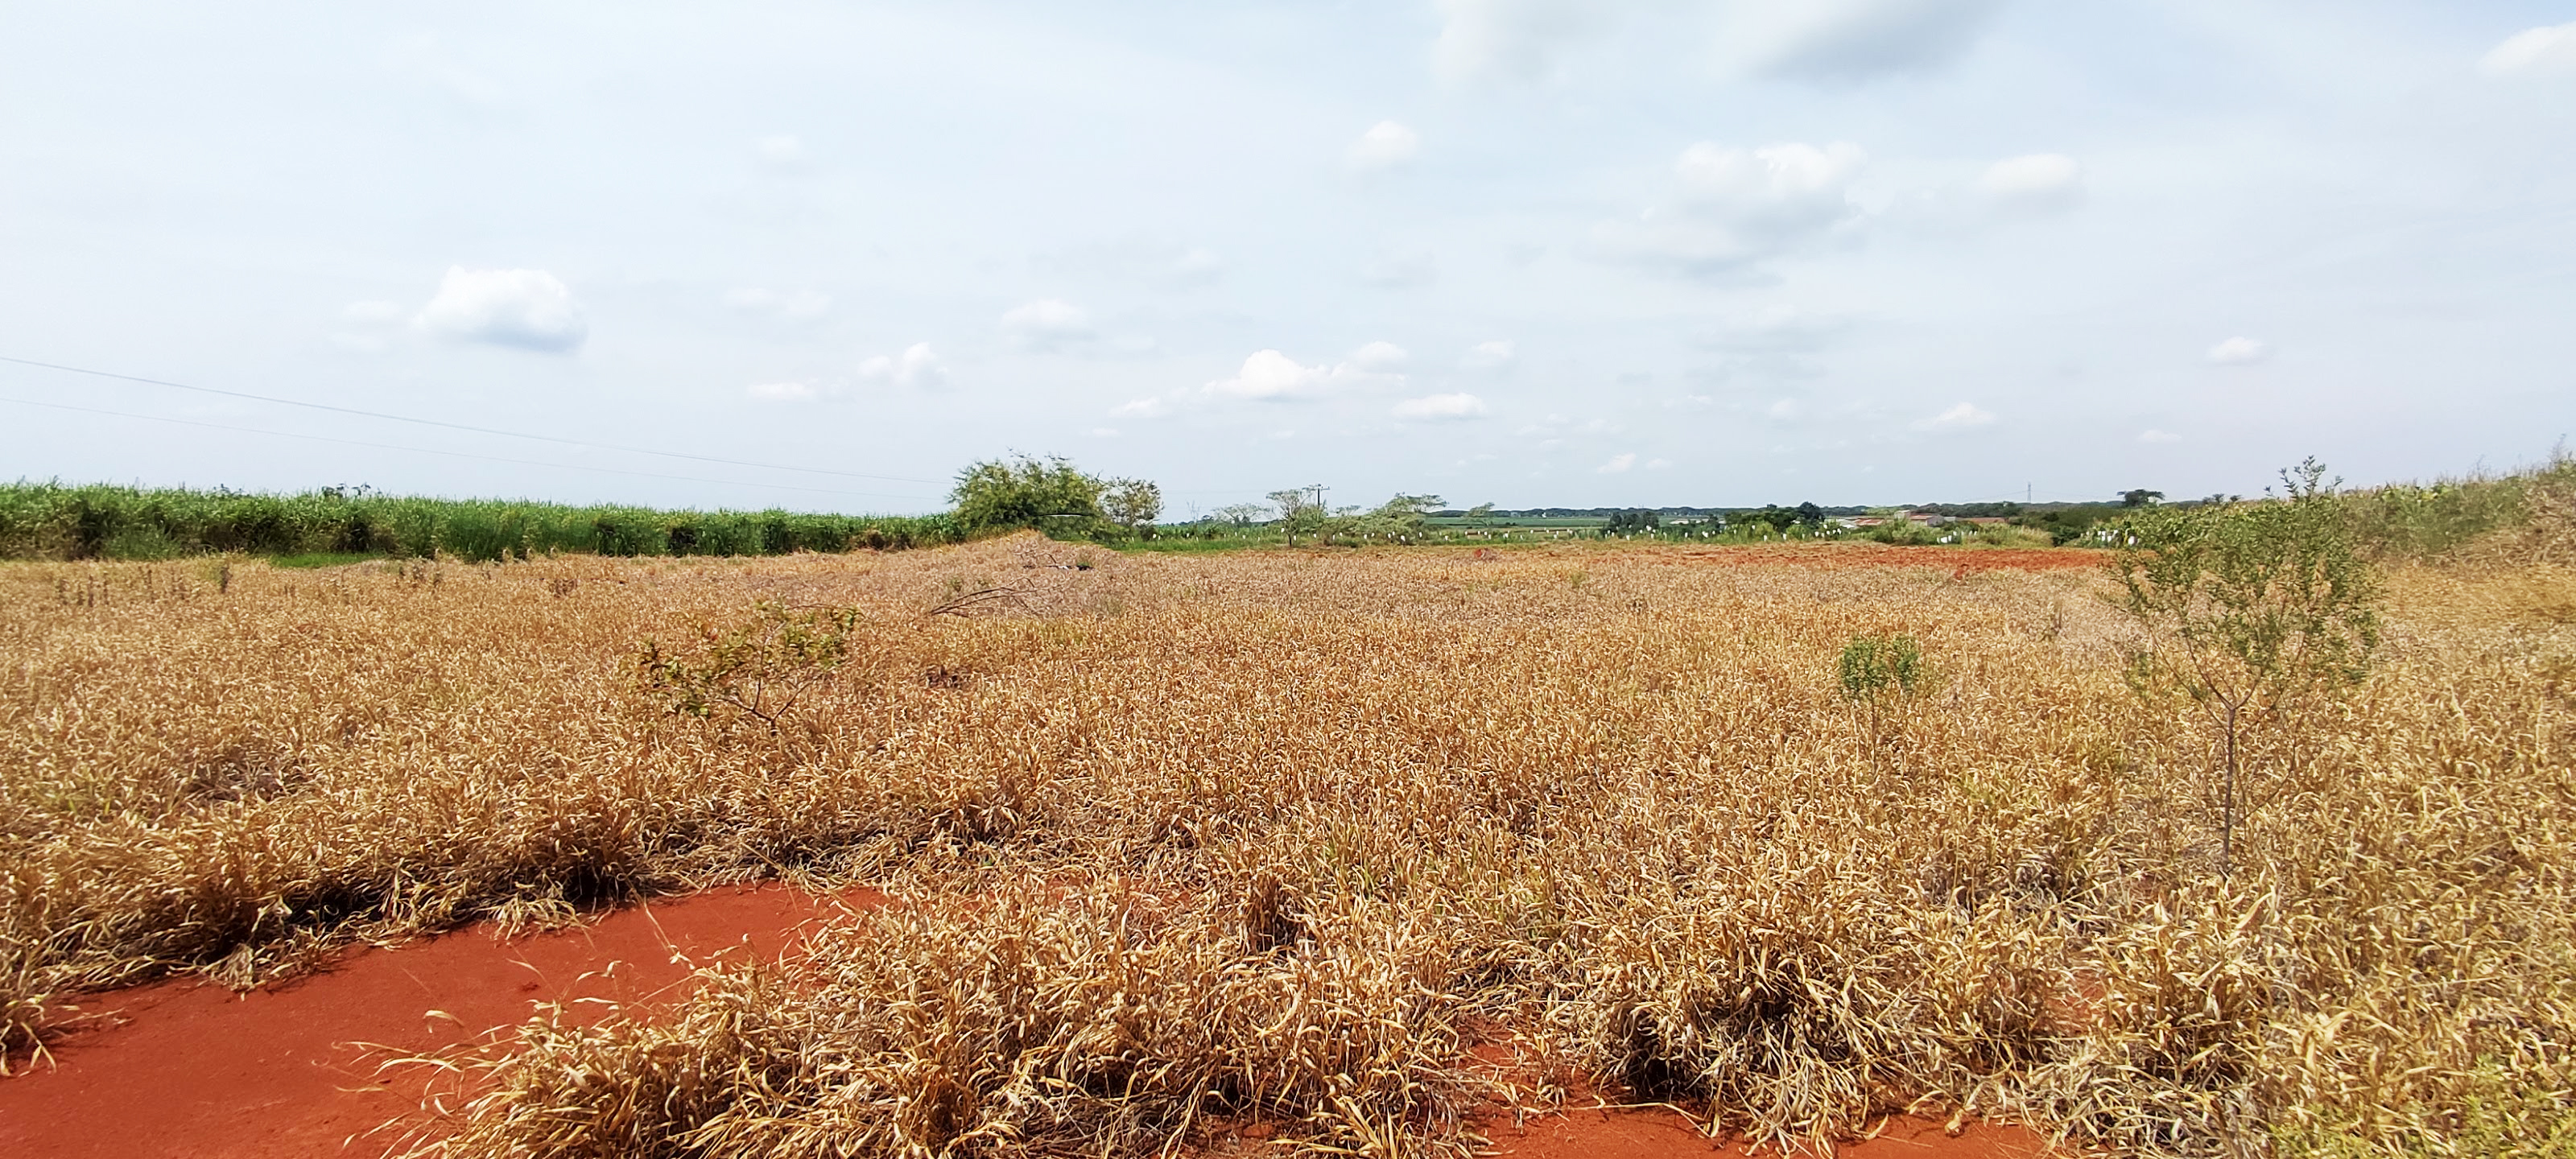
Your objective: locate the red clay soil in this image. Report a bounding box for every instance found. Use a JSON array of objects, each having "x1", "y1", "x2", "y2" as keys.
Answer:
[
  {"x1": 1657, "y1": 545, "x2": 2100, "y2": 573},
  {"x1": 1480, "y1": 1105, "x2": 2052, "y2": 1158},
  {"x1": 2, "y1": 884, "x2": 2058, "y2": 1159},
  {"x1": 0, "y1": 884, "x2": 879, "y2": 1159}
]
